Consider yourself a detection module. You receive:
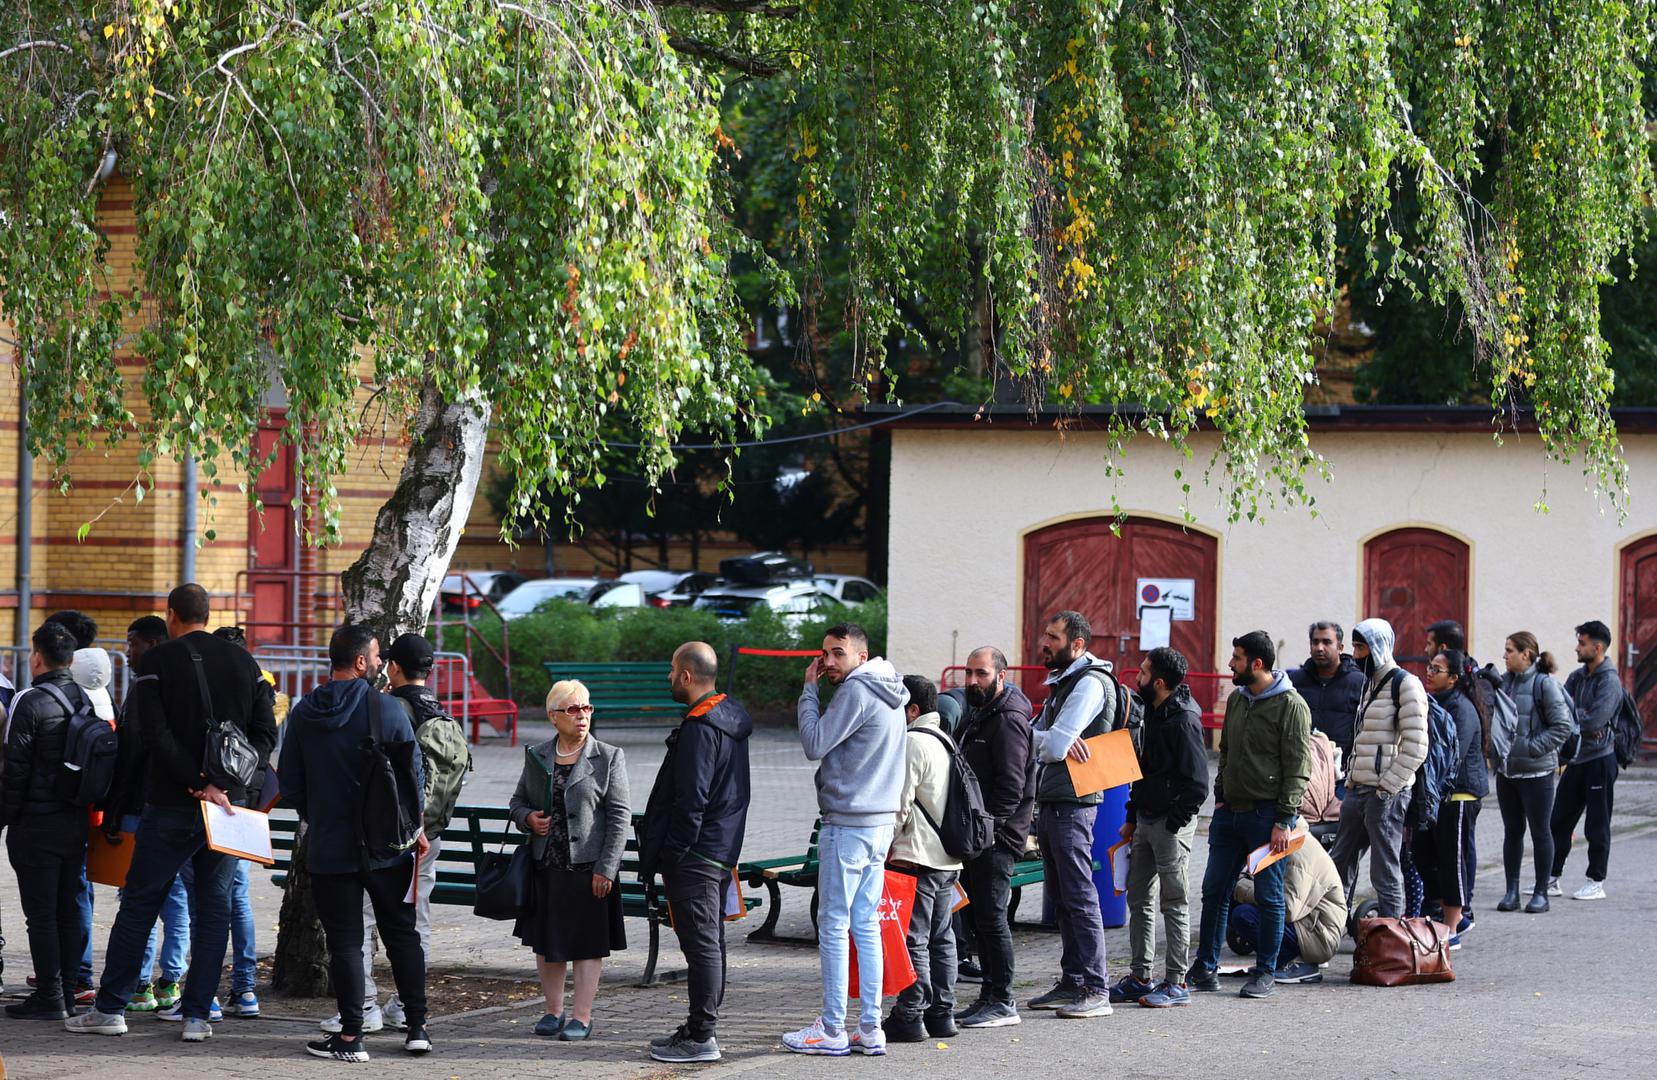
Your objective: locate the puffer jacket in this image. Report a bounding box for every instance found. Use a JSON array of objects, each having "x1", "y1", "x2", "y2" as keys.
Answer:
[
  {"x1": 1299, "y1": 730, "x2": 1342, "y2": 824},
  {"x1": 1498, "y1": 665, "x2": 1573, "y2": 776},
  {"x1": 891, "y1": 713, "x2": 962, "y2": 872},
  {"x1": 1348, "y1": 618, "x2": 1429, "y2": 795},
  {"x1": 0, "y1": 669, "x2": 85, "y2": 825},
  {"x1": 1234, "y1": 836, "x2": 1346, "y2": 965}
]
